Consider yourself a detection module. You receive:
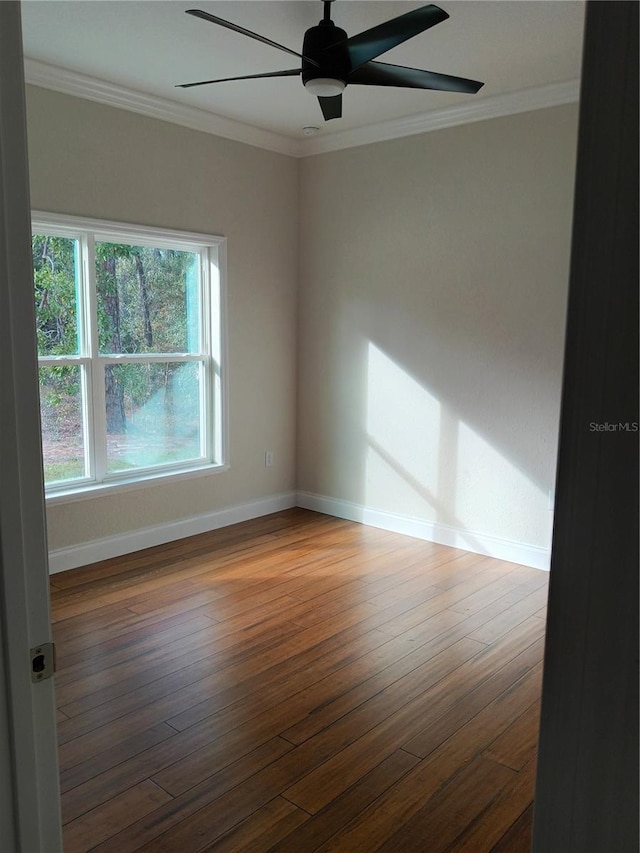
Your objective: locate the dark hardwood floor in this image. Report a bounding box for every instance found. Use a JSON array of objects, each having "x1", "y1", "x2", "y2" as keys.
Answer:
[{"x1": 50, "y1": 508, "x2": 548, "y2": 852}]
